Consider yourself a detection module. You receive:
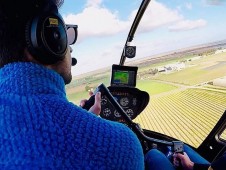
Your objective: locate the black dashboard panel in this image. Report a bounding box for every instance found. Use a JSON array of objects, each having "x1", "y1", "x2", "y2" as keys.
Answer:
[{"x1": 100, "y1": 86, "x2": 149, "y2": 122}]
